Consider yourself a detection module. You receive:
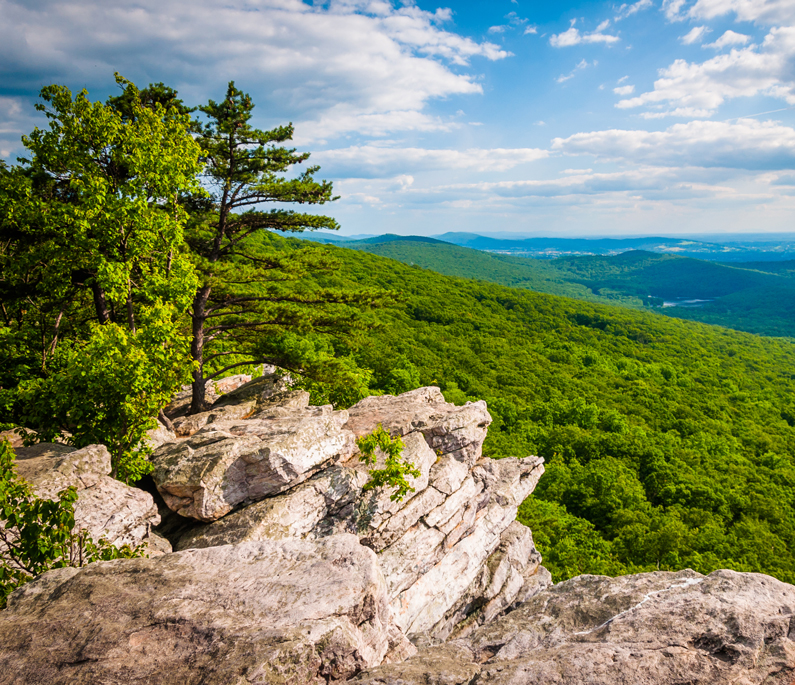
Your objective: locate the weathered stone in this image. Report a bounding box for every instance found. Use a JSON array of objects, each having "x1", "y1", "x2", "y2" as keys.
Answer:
[
  {"x1": 350, "y1": 643, "x2": 480, "y2": 685},
  {"x1": 354, "y1": 569, "x2": 795, "y2": 685},
  {"x1": 14, "y1": 442, "x2": 105, "y2": 496},
  {"x1": 11, "y1": 443, "x2": 160, "y2": 550},
  {"x1": 162, "y1": 373, "x2": 254, "y2": 420},
  {"x1": 390, "y1": 499, "x2": 518, "y2": 639},
  {"x1": 175, "y1": 432, "x2": 438, "y2": 550},
  {"x1": 0, "y1": 535, "x2": 404, "y2": 685},
  {"x1": 212, "y1": 371, "x2": 291, "y2": 410},
  {"x1": 152, "y1": 405, "x2": 356, "y2": 521},
  {"x1": 432, "y1": 521, "x2": 547, "y2": 642},
  {"x1": 171, "y1": 400, "x2": 257, "y2": 437},
  {"x1": 345, "y1": 387, "x2": 492, "y2": 467},
  {"x1": 144, "y1": 421, "x2": 177, "y2": 450},
  {"x1": 429, "y1": 454, "x2": 469, "y2": 495}
]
